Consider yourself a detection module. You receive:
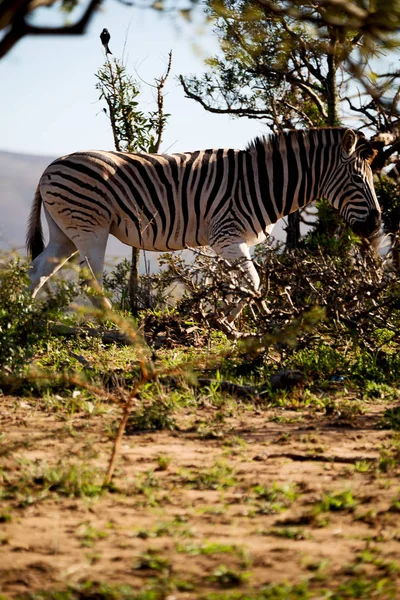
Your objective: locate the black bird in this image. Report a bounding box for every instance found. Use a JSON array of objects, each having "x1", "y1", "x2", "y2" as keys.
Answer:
[{"x1": 100, "y1": 28, "x2": 112, "y2": 55}]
